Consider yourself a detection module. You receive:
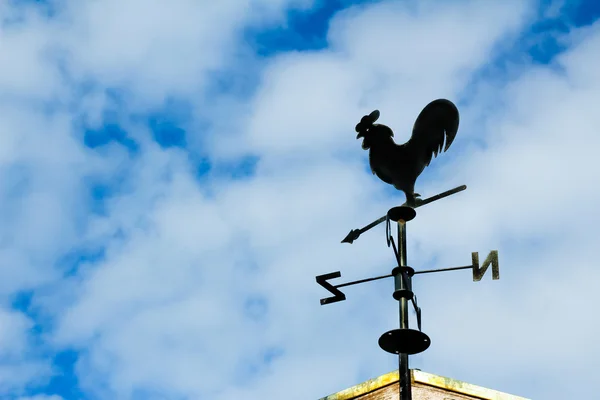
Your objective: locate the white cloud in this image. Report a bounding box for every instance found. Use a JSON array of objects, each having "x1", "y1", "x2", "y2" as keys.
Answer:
[
  {"x1": 215, "y1": 0, "x2": 534, "y2": 160},
  {"x1": 0, "y1": 308, "x2": 53, "y2": 396},
  {"x1": 1, "y1": 0, "x2": 599, "y2": 399}
]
